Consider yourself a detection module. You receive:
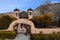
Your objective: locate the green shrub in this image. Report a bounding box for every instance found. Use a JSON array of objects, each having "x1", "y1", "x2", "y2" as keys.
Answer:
[
  {"x1": 0, "y1": 31, "x2": 16, "y2": 39},
  {"x1": 31, "y1": 14, "x2": 52, "y2": 28},
  {"x1": 31, "y1": 33, "x2": 60, "y2": 40},
  {"x1": 0, "y1": 15, "x2": 17, "y2": 30}
]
